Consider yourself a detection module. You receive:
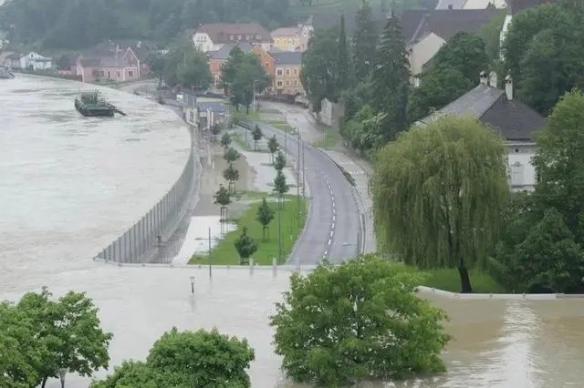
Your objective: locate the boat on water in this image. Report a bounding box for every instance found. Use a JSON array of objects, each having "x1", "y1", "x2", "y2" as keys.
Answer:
[
  {"x1": 74, "y1": 91, "x2": 126, "y2": 117},
  {"x1": 0, "y1": 67, "x2": 15, "y2": 79}
]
